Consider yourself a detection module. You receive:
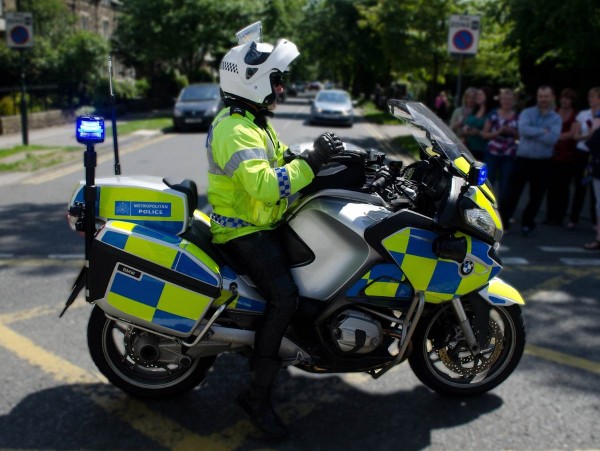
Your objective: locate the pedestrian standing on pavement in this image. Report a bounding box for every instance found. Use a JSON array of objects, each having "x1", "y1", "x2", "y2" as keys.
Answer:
[
  {"x1": 434, "y1": 90, "x2": 450, "y2": 122},
  {"x1": 500, "y1": 85, "x2": 562, "y2": 236},
  {"x1": 450, "y1": 87, "x2": 478, "y2": 143},
  {"x1": 482, "y1": 88, "x2": 519, "y2": 206},
  {"x1": 583, "y1": 113, "x2": 600, "y2": 250},
  {"x1": 462, "y1": 87, "x2": 494, "y2": 161},
  {"x1": 568, "y1": 87, "x2": 600, "y2": 230},
  {"x1": 545, "y1": 88, "x2": 578, "y2": 226}
]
